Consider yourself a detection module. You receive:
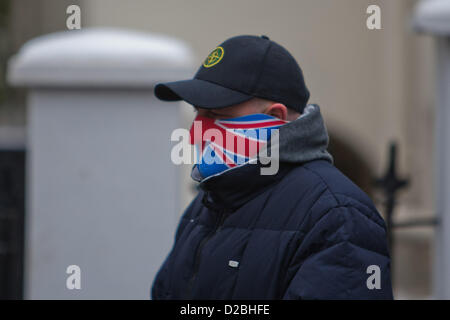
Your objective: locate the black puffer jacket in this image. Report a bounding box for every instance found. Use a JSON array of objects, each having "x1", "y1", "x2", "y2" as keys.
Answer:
[{"x1": 151, "y1": 105, "x2": 393, "y2": 299}]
